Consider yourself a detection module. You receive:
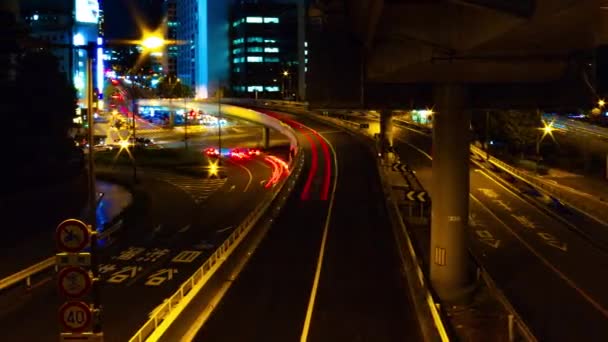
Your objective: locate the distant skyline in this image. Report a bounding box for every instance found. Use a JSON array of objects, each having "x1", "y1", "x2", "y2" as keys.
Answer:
[{"x1": 104, "y1": 0, "x2": 163, "y2": 40}]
